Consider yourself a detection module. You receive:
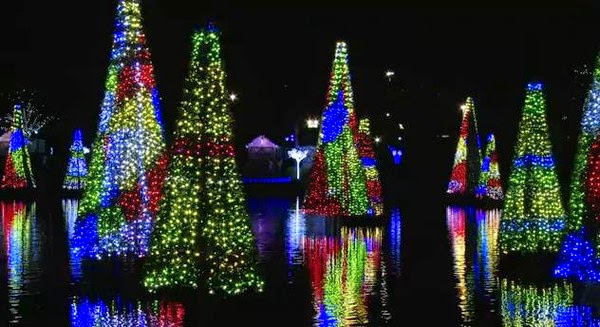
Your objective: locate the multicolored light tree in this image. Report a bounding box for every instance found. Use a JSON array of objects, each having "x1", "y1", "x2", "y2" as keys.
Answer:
[
  {"x1": 144, "y1": 25, "x2": 263, "y2": 295},
  {"x1": 447, "y1": 97, "x2": 482, "y2": 198},
  {"x1": 63, "y1": 129, "x2": 88, "y2": 191},
  {"x1": 0, "y1": 104, "x2": 35, "y2": 190},
  {"x1": 500, "y1": 83, "x2": 566, "y2": 254},
  {"x1": 567, "y1": 52, "x2": 600, "y2": 233},
  {"x1": 302, "y1": 41, "x2": 369, "y2": 216},
  {"x1": 475, "y1": 133, "x2": 504, "y2": 201},
  {"x1": 356, "y1": 118, "x2": 383, "y2": 216},
  {"x1": 74, "y1": 0, "x2": 167, "y2": 258}
]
